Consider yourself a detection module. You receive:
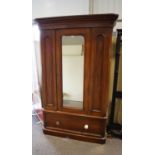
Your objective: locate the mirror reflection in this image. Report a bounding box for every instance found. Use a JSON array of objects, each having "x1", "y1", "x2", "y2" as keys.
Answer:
[{"x1": 62, "y1": 35, "x2": 84, "y2": 109}]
